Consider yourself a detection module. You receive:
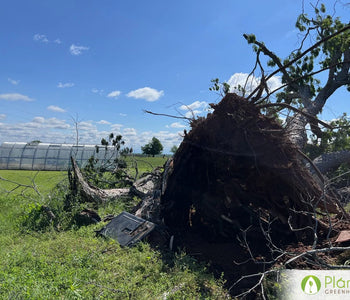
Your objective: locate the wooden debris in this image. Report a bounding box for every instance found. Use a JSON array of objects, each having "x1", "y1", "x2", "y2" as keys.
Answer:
[
  {"x1": 335, "y1": 230, "x2": 350, "y2": 243},
  {"x1": 71, "y1": 156, "x2": 130, "y2": 203}
]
